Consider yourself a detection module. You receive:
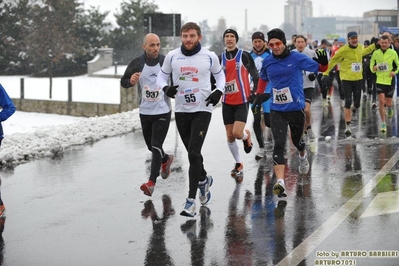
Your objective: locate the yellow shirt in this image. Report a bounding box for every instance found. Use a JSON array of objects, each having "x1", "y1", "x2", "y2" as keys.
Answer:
[{"x1": 323, "y1": 43, "x2": 375, "y2": 81}]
